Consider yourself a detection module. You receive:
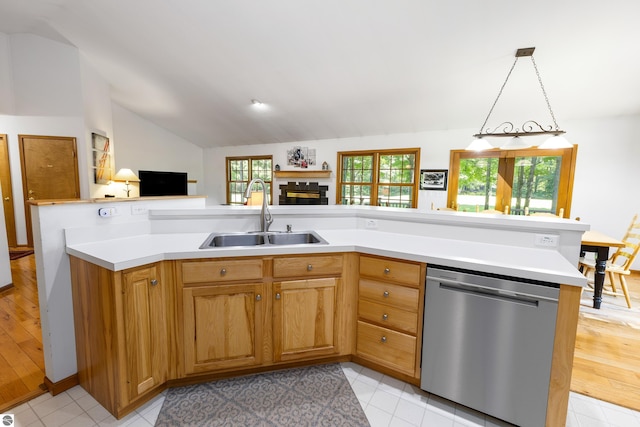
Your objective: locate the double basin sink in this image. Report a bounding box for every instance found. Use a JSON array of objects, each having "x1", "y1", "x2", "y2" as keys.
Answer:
[{"x1": 200, "y1": 231, "x2": 328, "y2": 248}]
